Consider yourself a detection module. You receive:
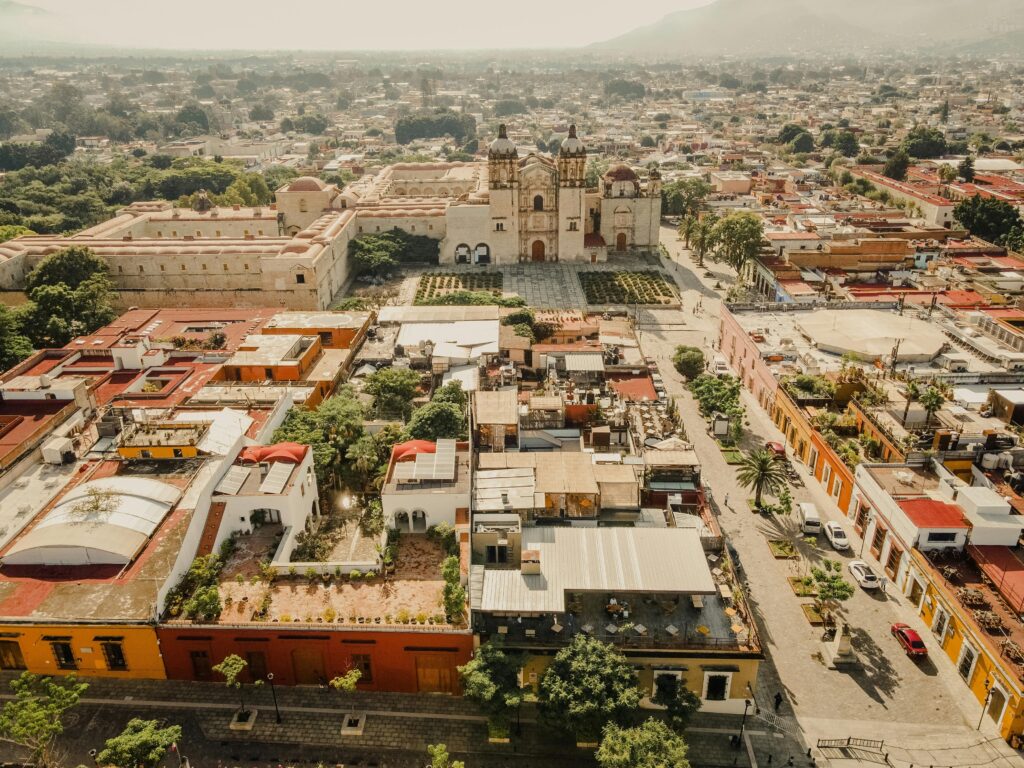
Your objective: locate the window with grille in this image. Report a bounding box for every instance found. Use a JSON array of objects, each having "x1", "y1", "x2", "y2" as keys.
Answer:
[{"x1": 101, "y1": 642, "x2": 128, "y2": 671}]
